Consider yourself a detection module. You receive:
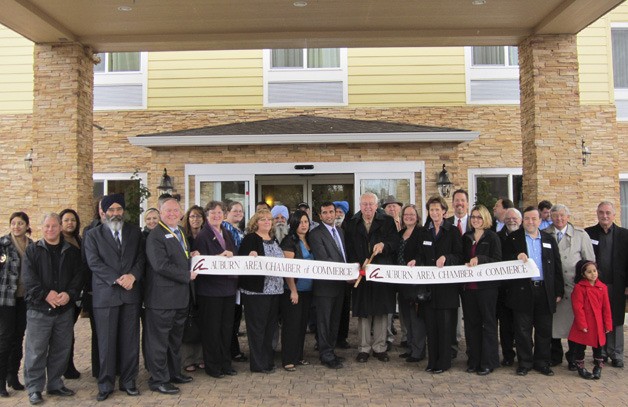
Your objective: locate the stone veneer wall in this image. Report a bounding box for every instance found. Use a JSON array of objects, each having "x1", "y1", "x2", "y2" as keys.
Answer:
[{"x1": 0, "y1": 103, "x2": 620, "y2": 235}]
